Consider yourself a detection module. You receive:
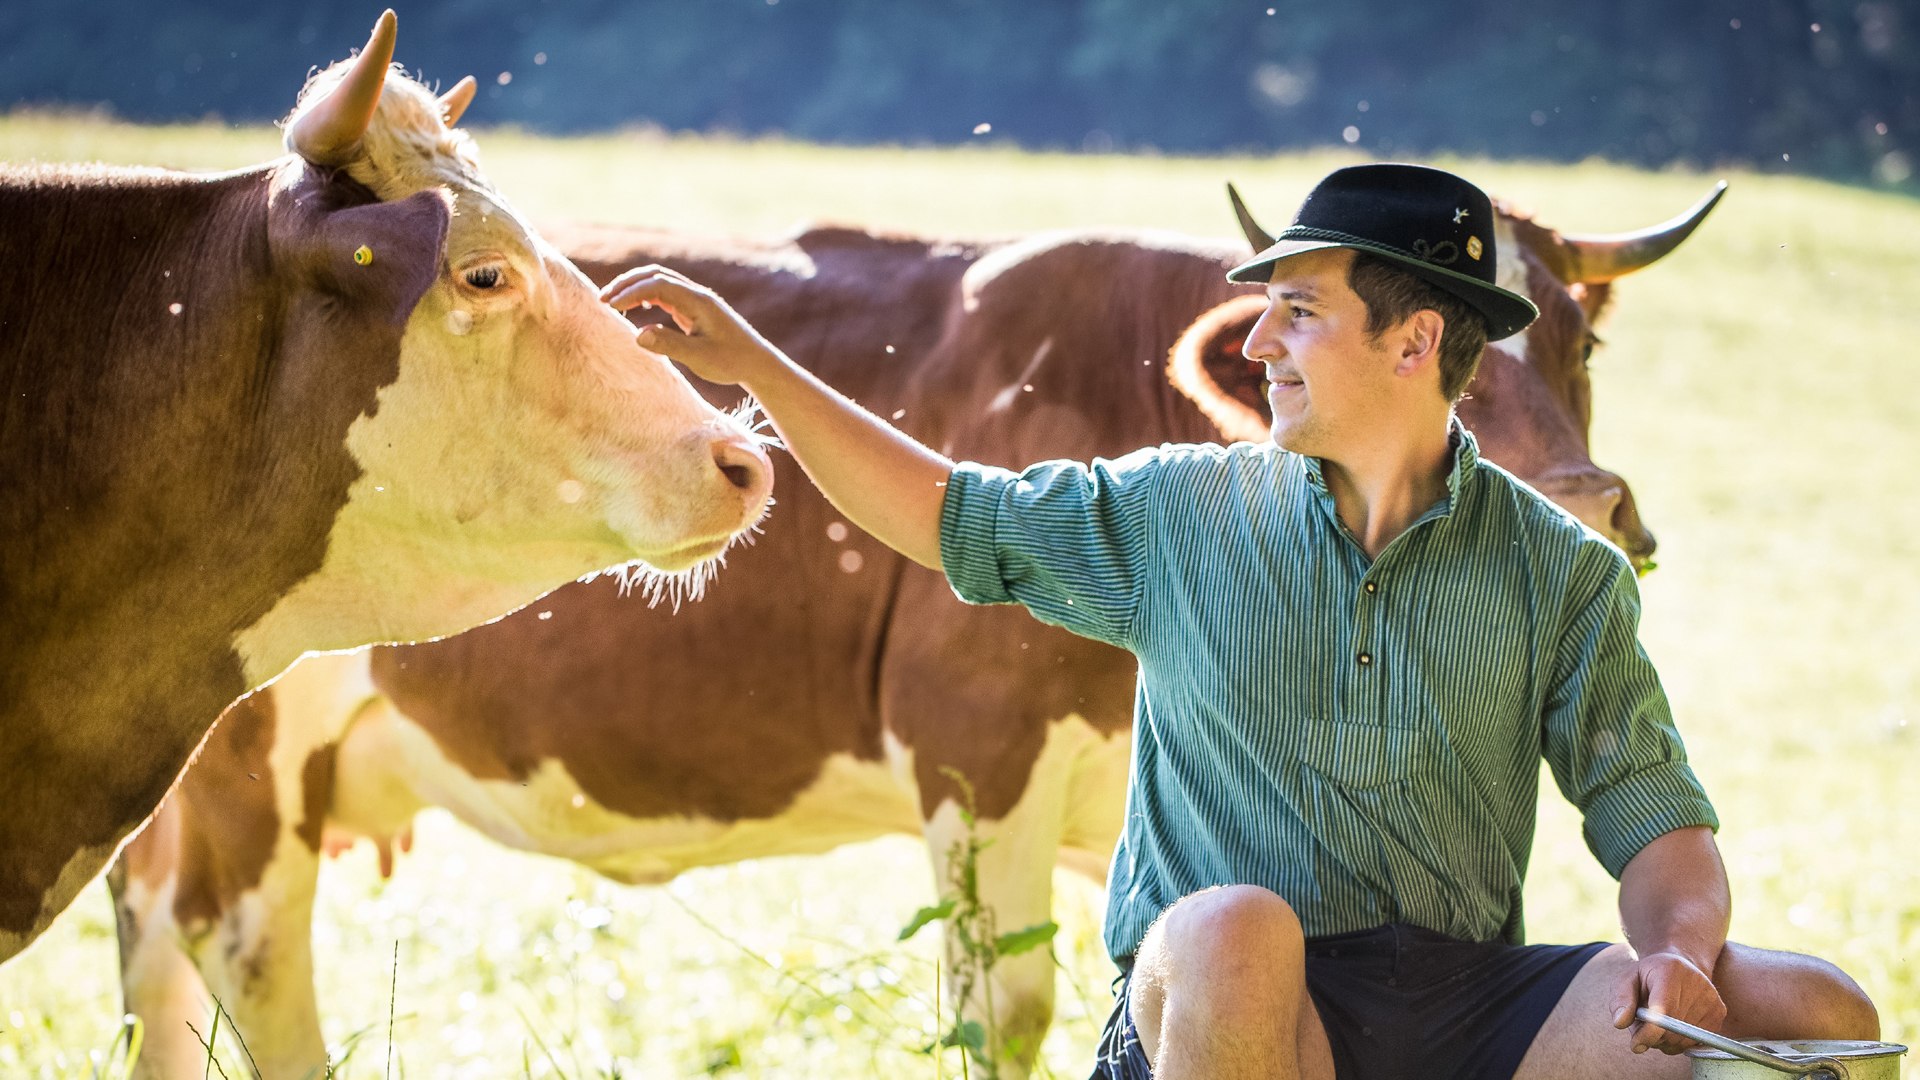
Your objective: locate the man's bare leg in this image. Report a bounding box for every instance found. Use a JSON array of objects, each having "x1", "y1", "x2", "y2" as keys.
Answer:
[
  {"x1": 1515, "y1": 942, "x2": 1880, "y2": 1080},
  {"x1": 1127, "y1": 885, "x2": 1337, "y2": 1080}
]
